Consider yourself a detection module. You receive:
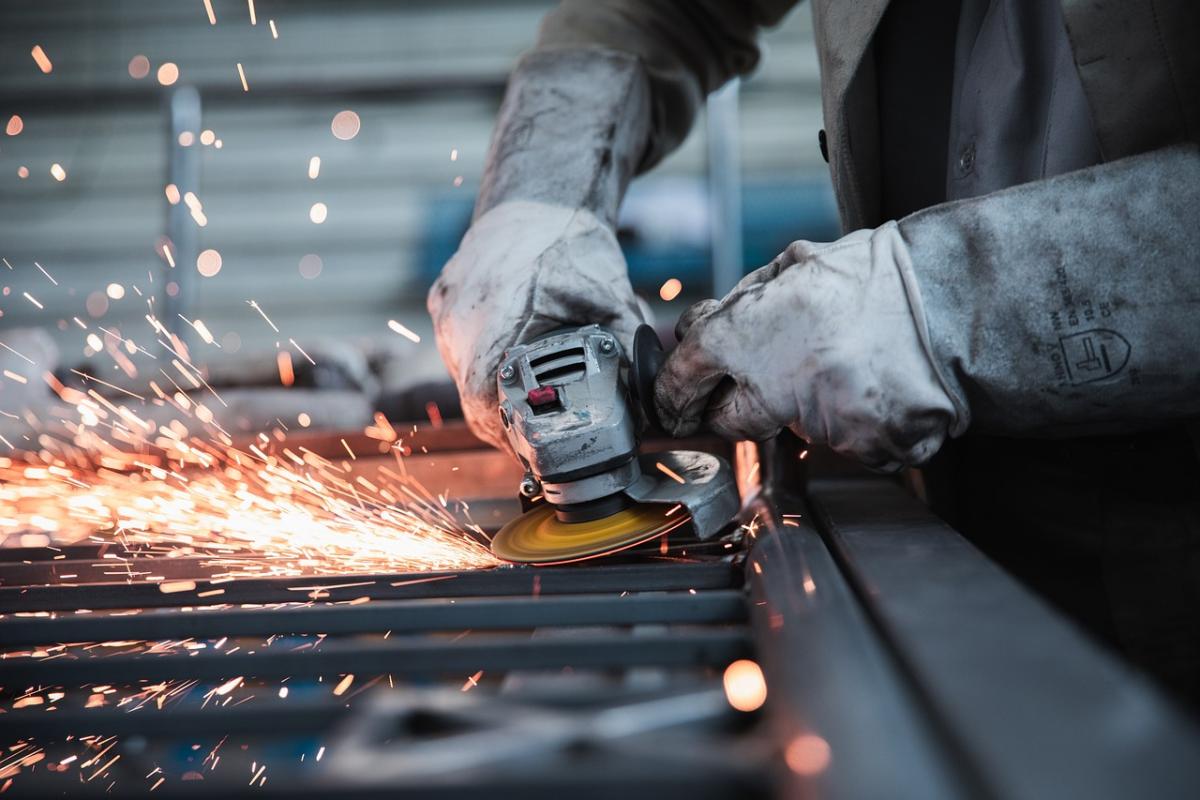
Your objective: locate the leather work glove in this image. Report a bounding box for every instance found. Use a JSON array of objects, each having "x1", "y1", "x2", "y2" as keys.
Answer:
[
  {"x1": 429, "y1": 201, "x2": 645, "y2": 448},
  {"x1": 428, "y1": 47, "x2": 652, "y2": 449},
  {"x1": 655, "y1": 223, "x2": 966, "y2": 472},
  {"x1": 656, "y1": 145, "x2": 1200, "y2": 470}
]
